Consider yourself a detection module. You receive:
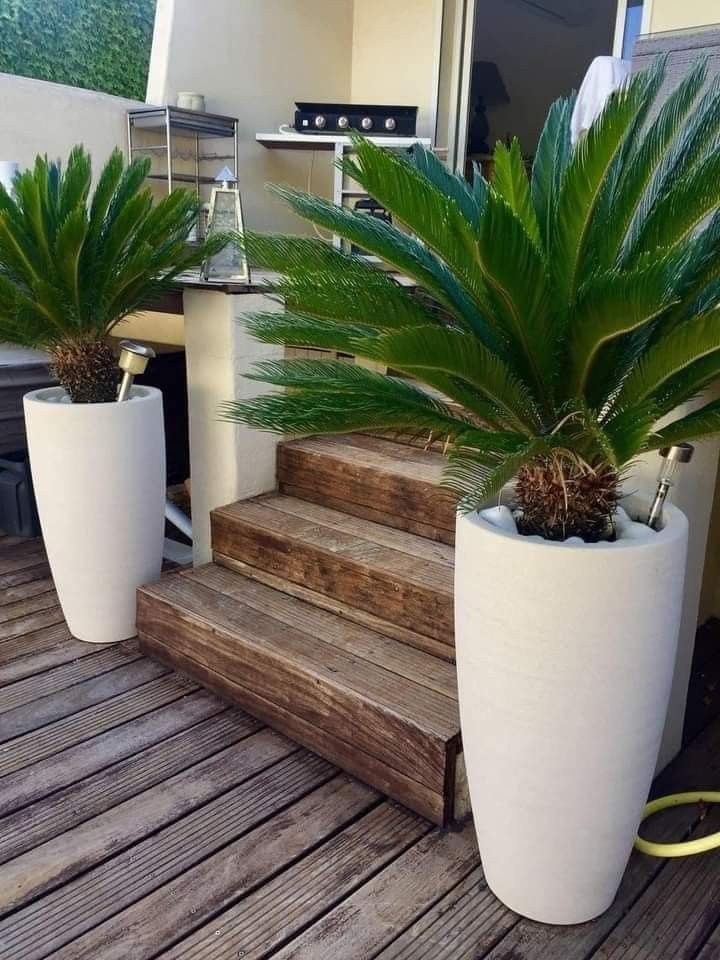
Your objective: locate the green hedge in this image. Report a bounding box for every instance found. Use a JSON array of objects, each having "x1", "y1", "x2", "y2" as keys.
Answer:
[{"x1": 0, "y1": 0, "x2": 156, "y2": 101}]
